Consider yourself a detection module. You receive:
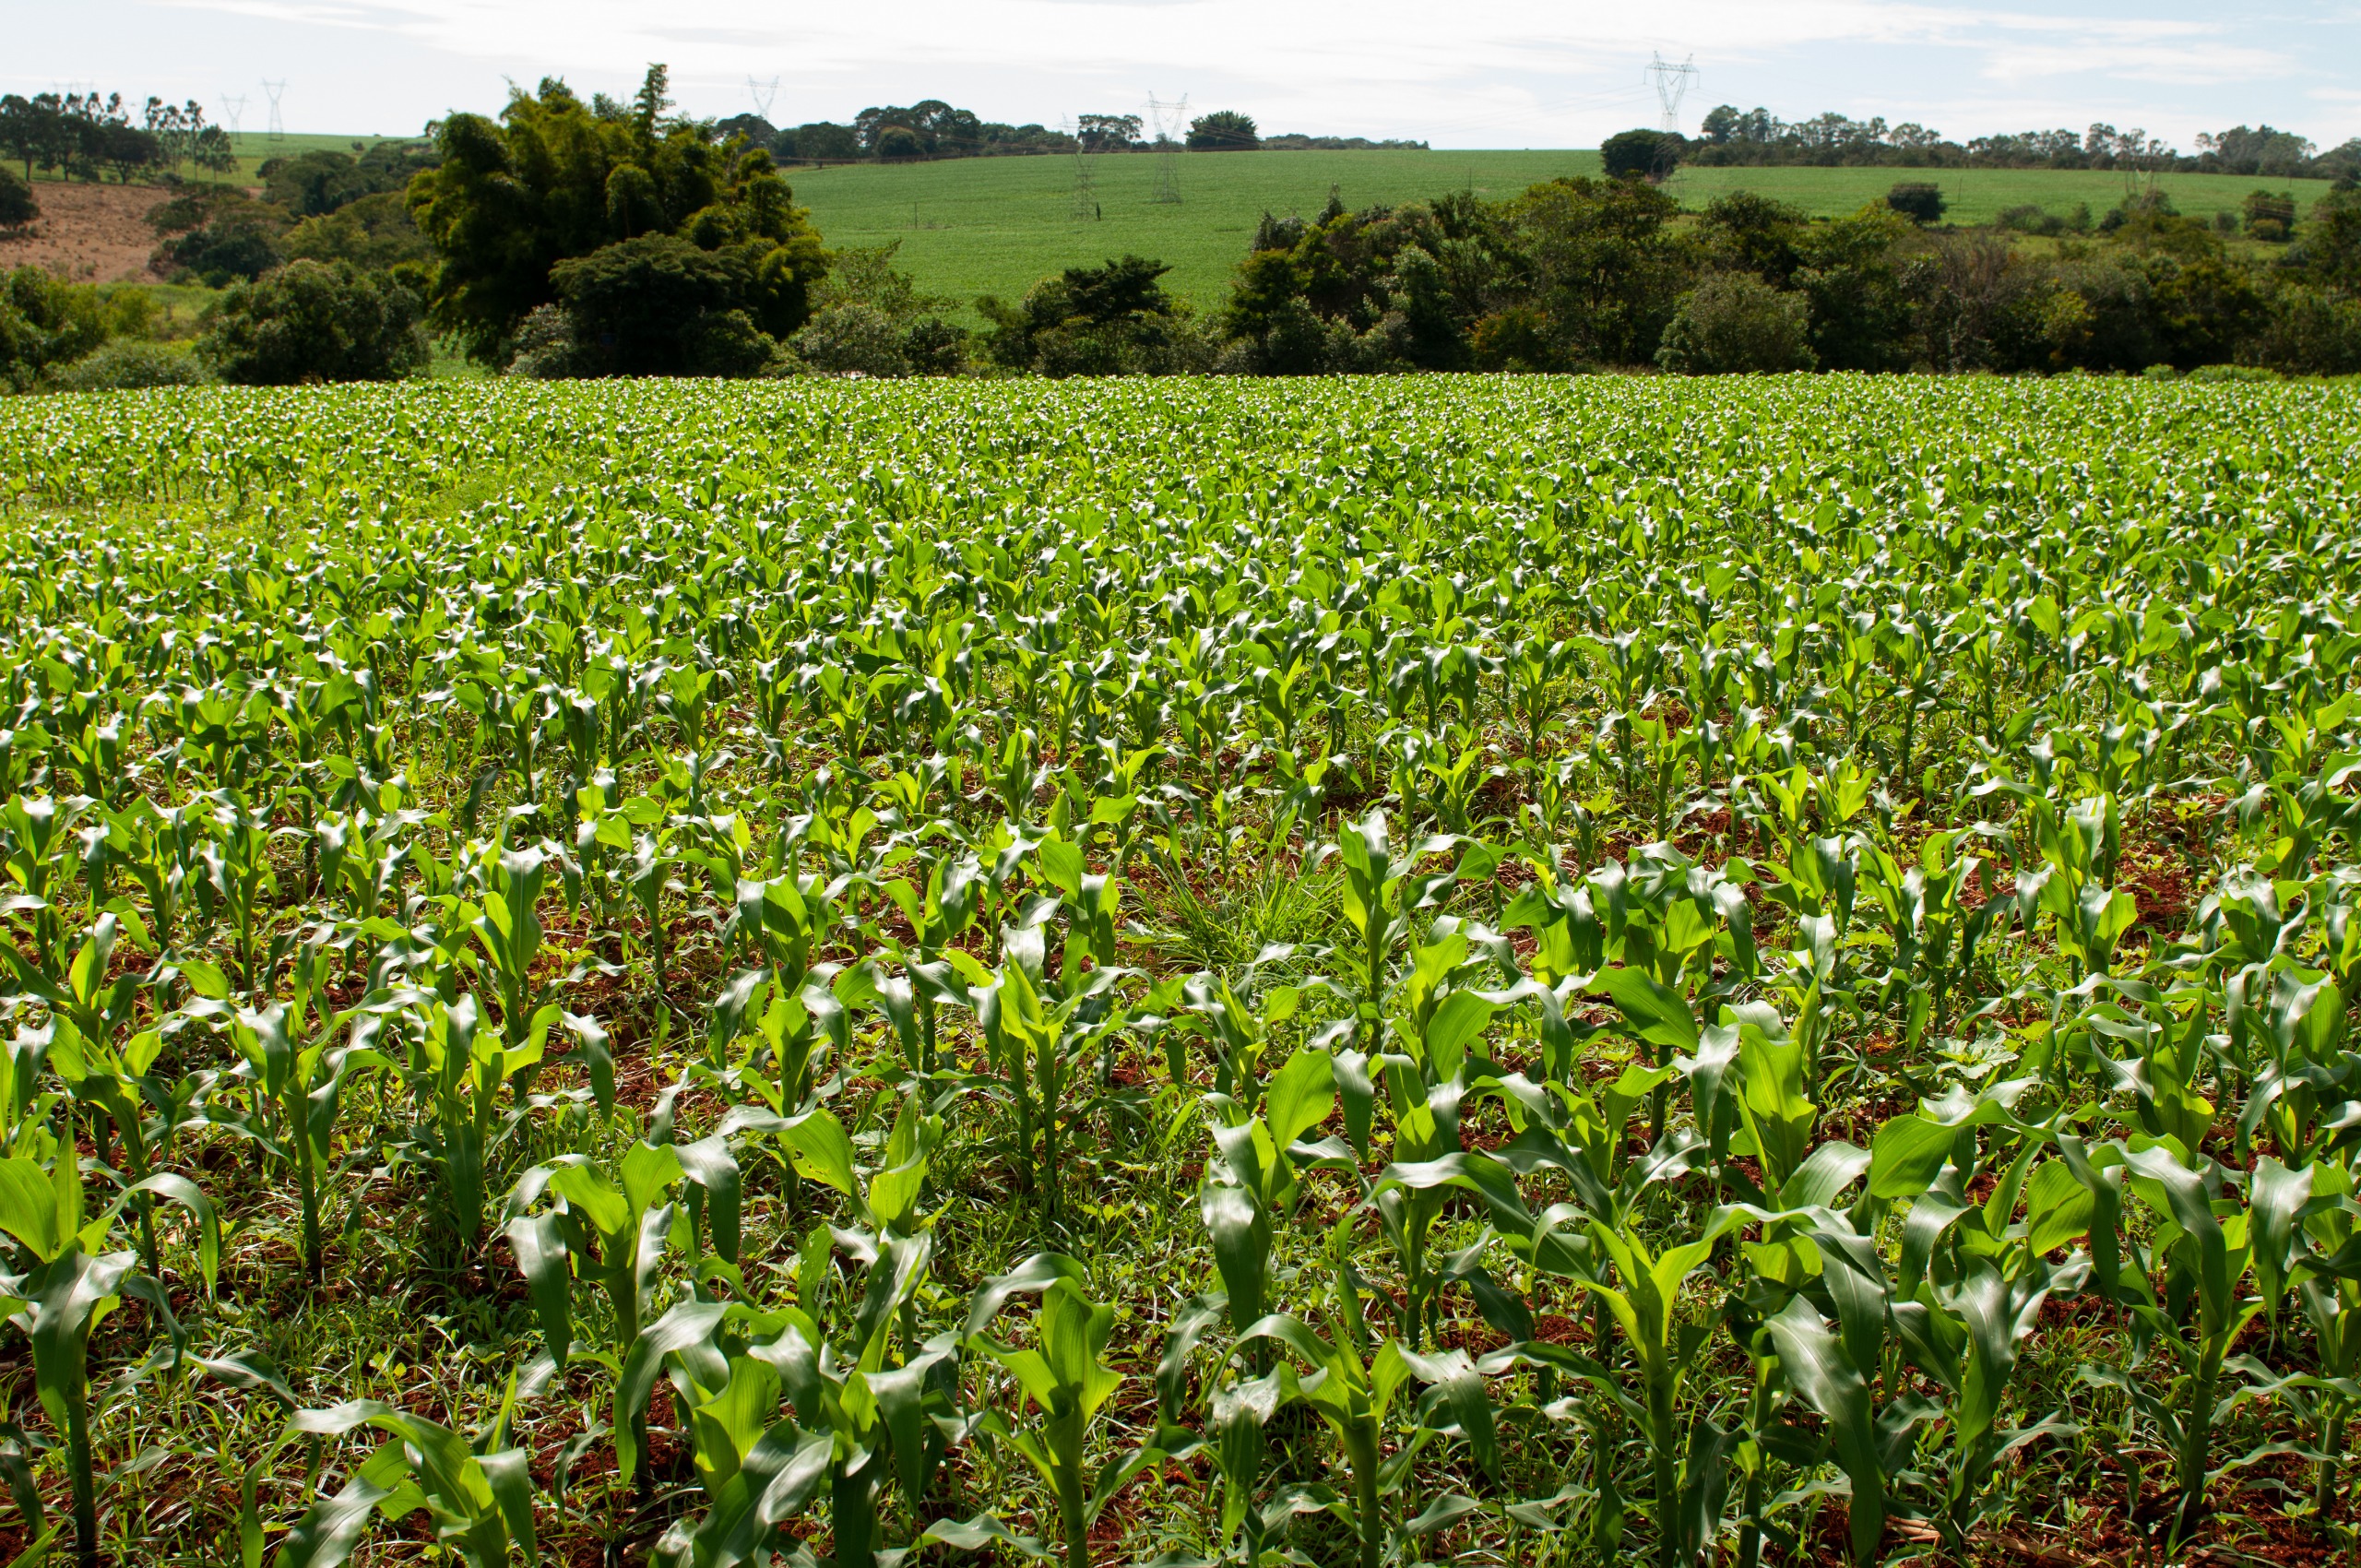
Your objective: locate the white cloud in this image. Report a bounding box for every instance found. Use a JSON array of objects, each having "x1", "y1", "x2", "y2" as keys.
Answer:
[{"x1": 38, "y1": 0, "x2": 2361, "y2": 145}]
